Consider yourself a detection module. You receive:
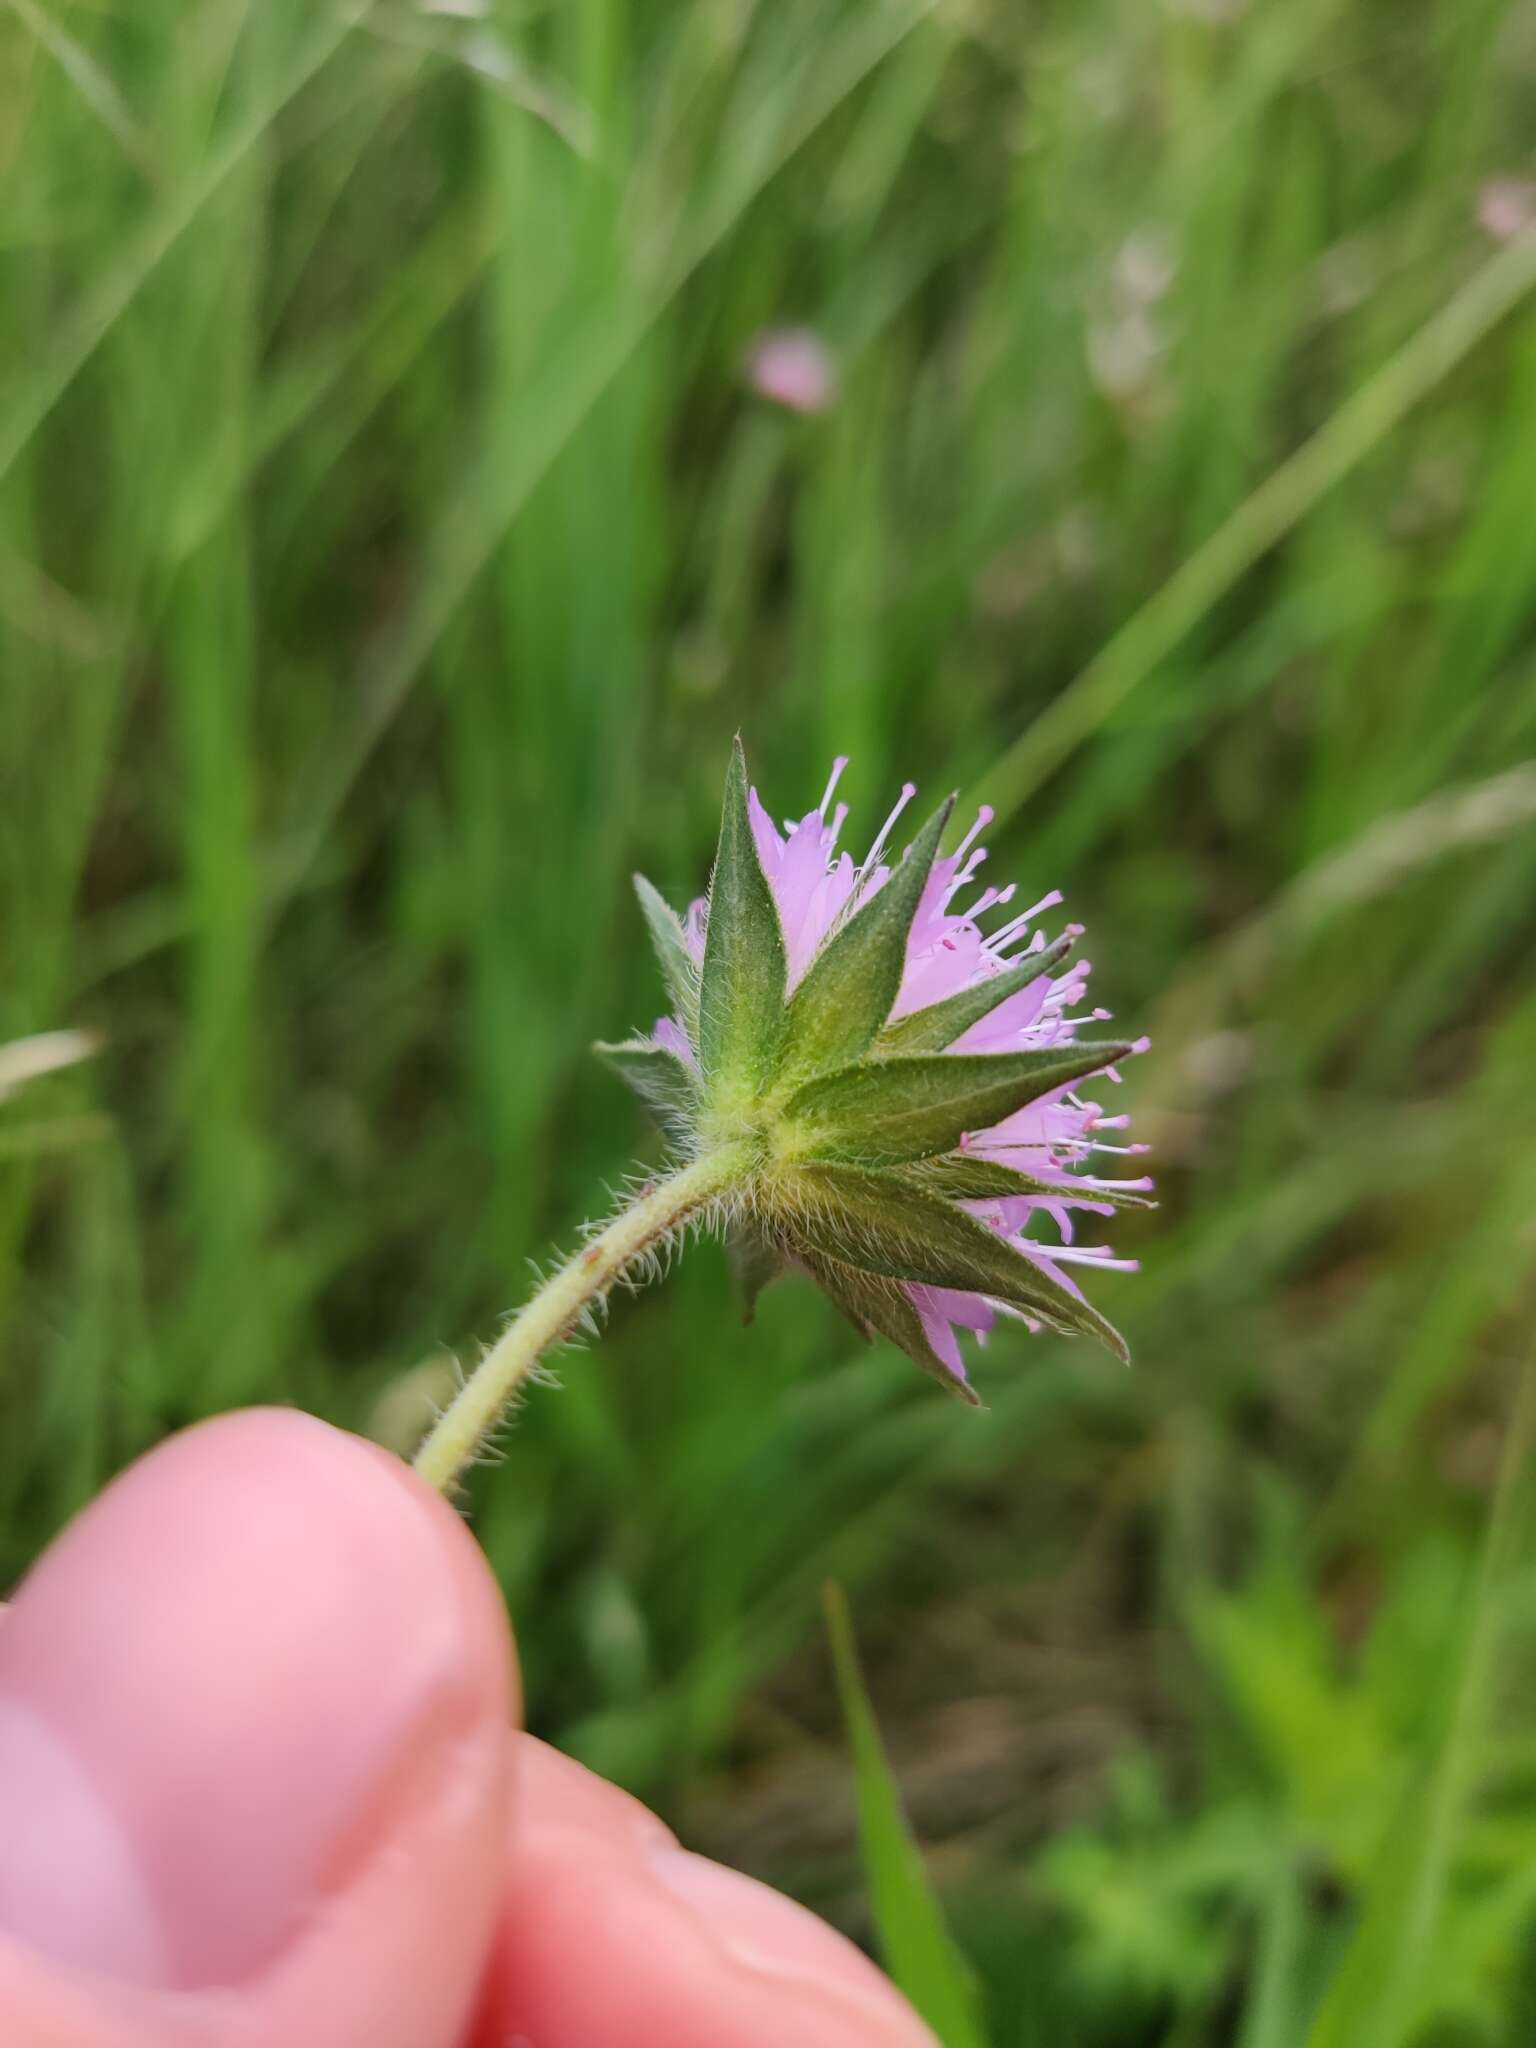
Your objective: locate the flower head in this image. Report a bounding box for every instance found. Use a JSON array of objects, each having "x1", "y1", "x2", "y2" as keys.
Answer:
[
  {"x1": 600, "y1": 744, "x2": 1151, "y2": 1402},
  {"x1": 744, "y1": 328, "x2": 838, "y2": 414},
  {"x1": 1477, "y1": 176, "x2": 1536, "y2": 243}
]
